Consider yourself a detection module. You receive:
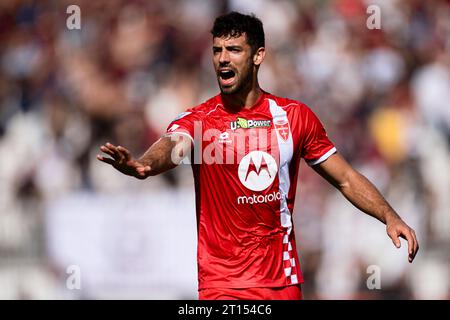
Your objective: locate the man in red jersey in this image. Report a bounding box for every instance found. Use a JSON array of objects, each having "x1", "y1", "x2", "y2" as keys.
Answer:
[{"x1": 97, "y1": 12, "x2": 419, "y2": 300}]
